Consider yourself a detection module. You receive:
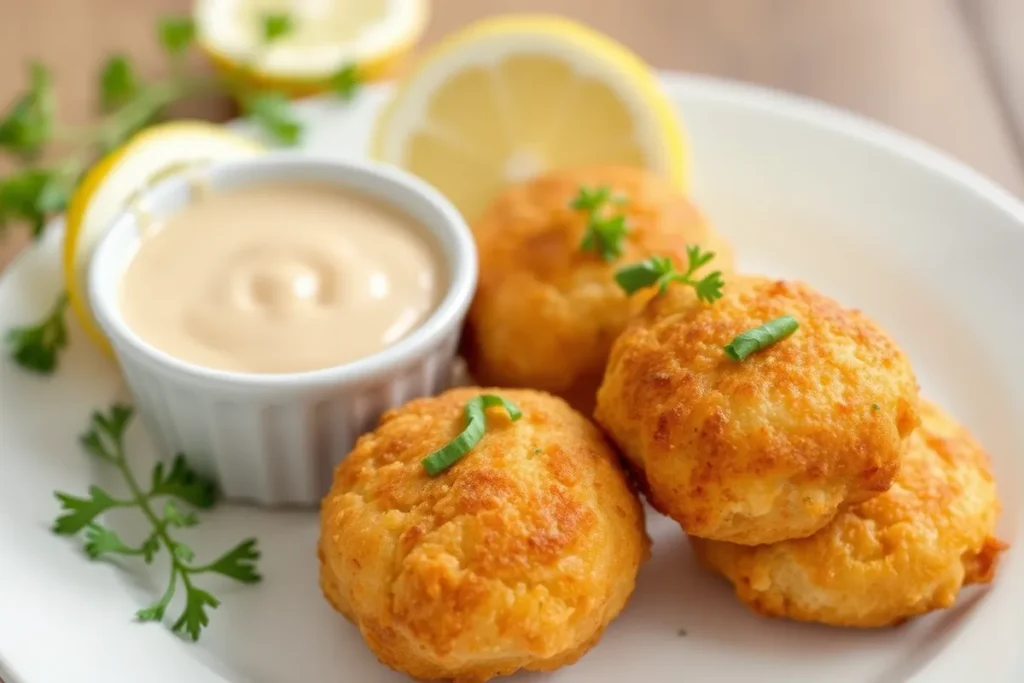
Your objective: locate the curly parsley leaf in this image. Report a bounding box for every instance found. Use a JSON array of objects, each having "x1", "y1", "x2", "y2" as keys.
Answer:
[
  {"x1": 136, "y1": 601, "x2": 169, "y2": 623},
  {"x1": 330, "y1": 64, "x2": 362, "y2": 101},
  {"x1": 261, "y1": 12, "x2": 294, "y2": 43},
  {"x1": 172, "y1": 587, "x2": 220, "y2": 642},
  {"x1": 243, "y1": 91, "x2": 302, "y2": 145},
  {"x1": 52, "y1": 486, "x2": 123, "y2": 535},
  {"x1": 0, "y1": 62, "x2": 54, "y2": 160},
  {"x1": 136, "y1": 575, "x2": 176, "y2": 623},
  {"x1": 0, "y1": 167, "x2": 70, "y2": 237},
  {"x1": 203, "y1": 538, "x2": 262, "y2": 584},
  {"x1": 5, "y1": 292, "x2": 69, "y2": 373},
  {"x1": 615, "y1": 245, "x2": 725, "y2": 303},
  {"x1": 172, "y1": 541, "x2": 196, "y2": 563},
  {"x1": 162, "y1": 499, "x2": 199, "y2": 529},
  {"x1": 157, "y1": 16, "x2": 196, "y2": 55},
  {"x1": 572, "y1": 185, "x2": 630, "y2": 262},
  {"x1": 83, "y1": 523, "x2": 142, "y2": 560},
  {"x1": 570, "y1": 185, "x2": 612, "y2": 212},
  {"x1": 149, "y1": 455, "x2": 217, "y2": 509},
  {"x1": 99, "y1": 55, "x2": 139, "y2": 111},
  {"x1": 140, "y1": 533, "x2": 161, "y2": 564}
]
